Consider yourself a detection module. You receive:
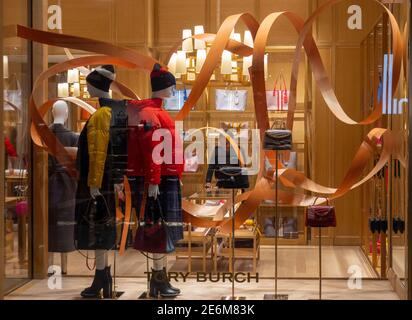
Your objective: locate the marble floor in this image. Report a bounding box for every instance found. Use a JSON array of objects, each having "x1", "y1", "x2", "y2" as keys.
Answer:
[
  {"x1": 5, "y1": 277, "x2": 399, "y2": 300},
  {"x1": 57, "y1": 245, "x2": 377, "y2": 279}
]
